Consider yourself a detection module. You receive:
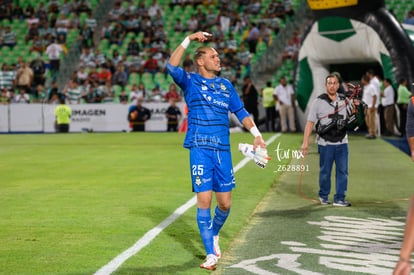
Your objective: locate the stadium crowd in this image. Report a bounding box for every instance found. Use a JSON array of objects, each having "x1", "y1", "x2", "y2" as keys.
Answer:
[{"x1": 0, "y1": 0, "x2": 297, "y2": 105}]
